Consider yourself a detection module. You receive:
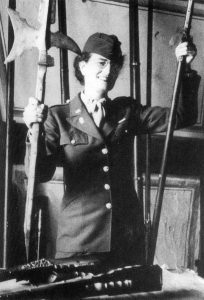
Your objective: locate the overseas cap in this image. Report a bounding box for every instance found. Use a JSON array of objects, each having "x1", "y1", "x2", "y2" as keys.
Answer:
[{"x1": 83, "y1": 32, "x2": 122, "y2": 60}]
